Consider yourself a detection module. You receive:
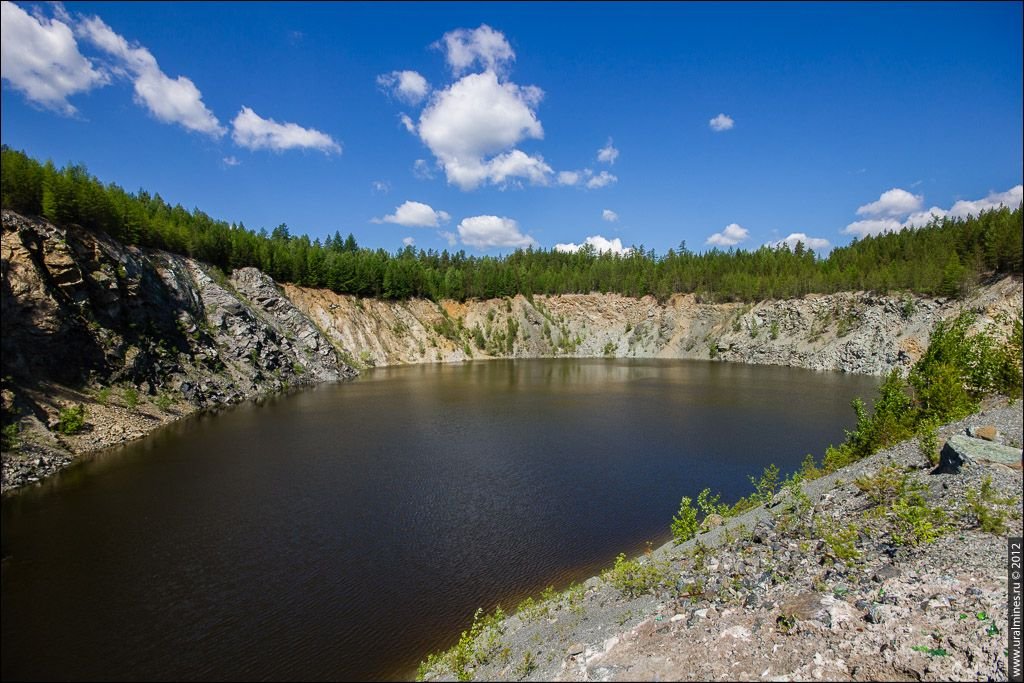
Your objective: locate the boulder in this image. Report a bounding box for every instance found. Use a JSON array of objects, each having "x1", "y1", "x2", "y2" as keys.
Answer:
[{"x1": 934, "y1": 434, "x2": 1023, "y2": 474}]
